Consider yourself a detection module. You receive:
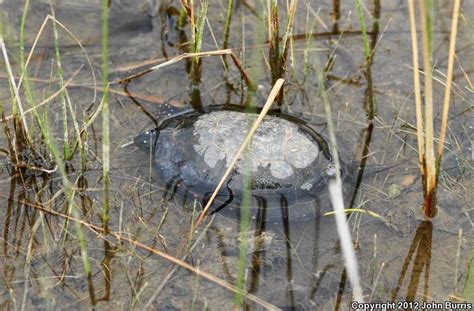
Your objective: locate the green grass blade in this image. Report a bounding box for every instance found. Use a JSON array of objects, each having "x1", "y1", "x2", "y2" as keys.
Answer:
[
  {"x1": 233, "y1": 155, "x2": 252, "y2": 308},
  {"x1": 49, "y1": 2, "x2": 70, "y2": 159},
  {"x1": 222, "y1": 0, "x2": 233, "y2": 49},
  {"x1": 354, "y1": 0, "x2": 370, "y2": 60}
]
